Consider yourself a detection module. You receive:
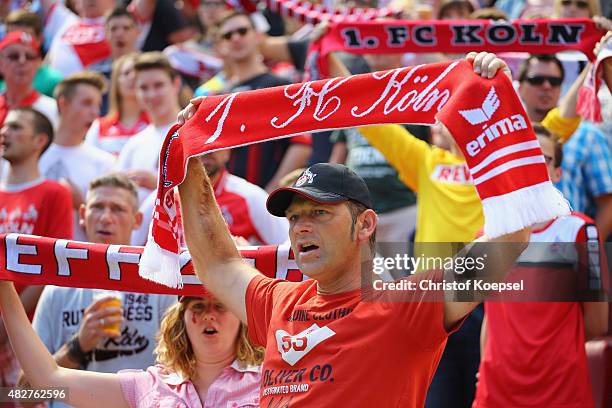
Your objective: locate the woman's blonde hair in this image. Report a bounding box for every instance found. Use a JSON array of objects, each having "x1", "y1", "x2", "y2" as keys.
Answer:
[
  {"x1": 553, "y1": 0, "x2": 601, "y2": 17},
  {"x1": 107, "y1": 53, "x2": 139, "y2": 118},
  {"x1": 154, "y1": 299, "x2": 265, "y2": 379}
]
